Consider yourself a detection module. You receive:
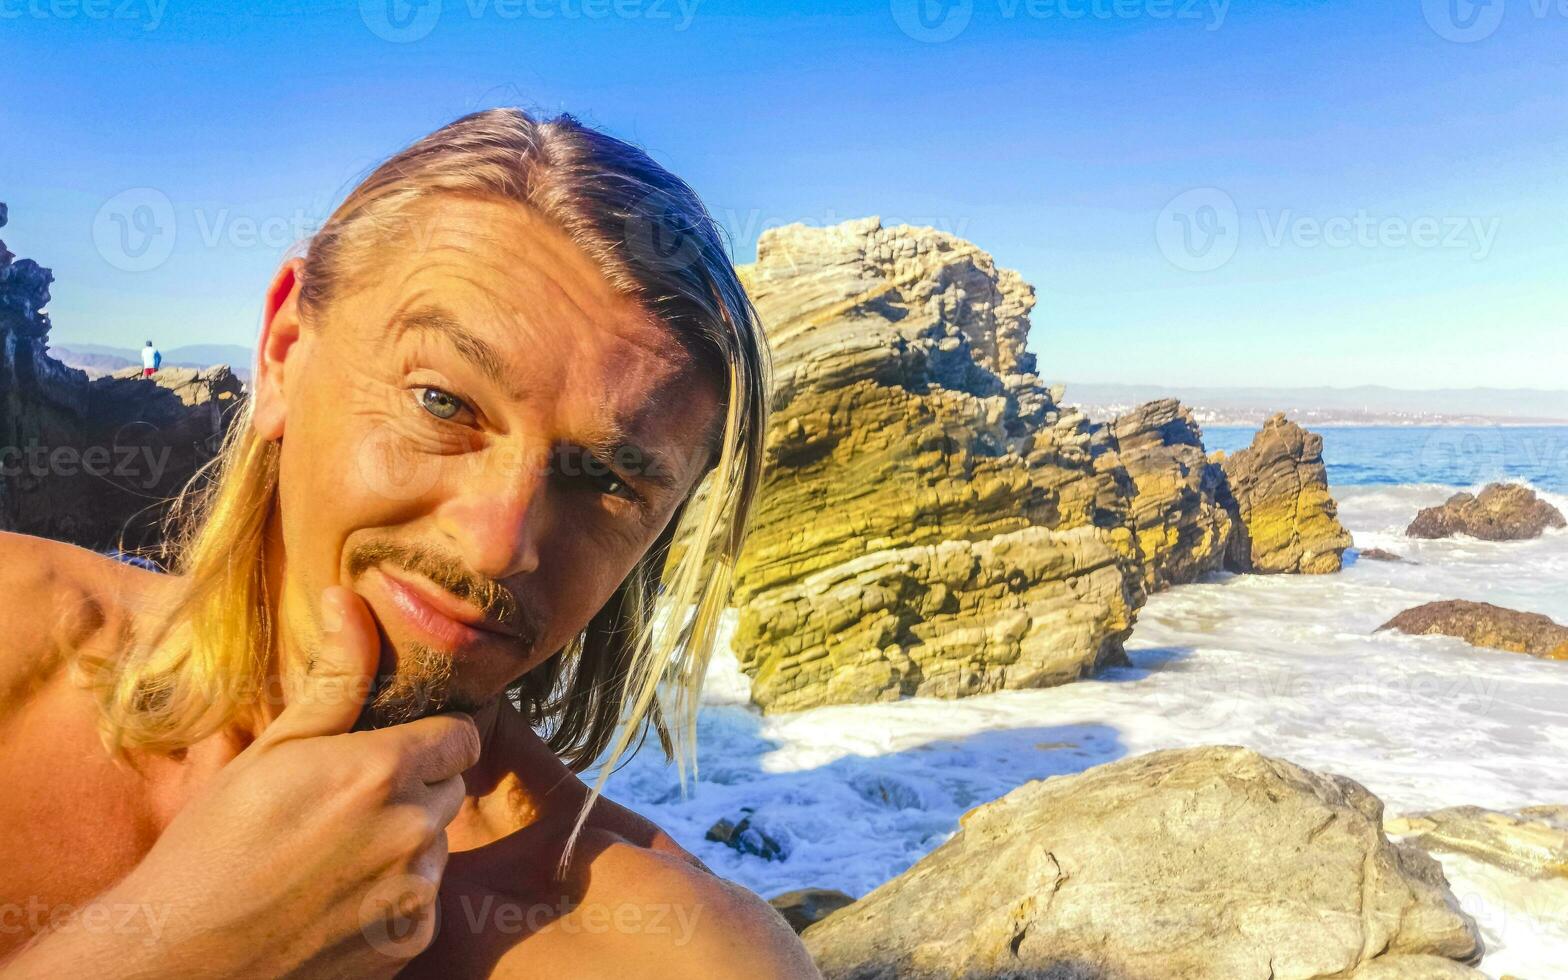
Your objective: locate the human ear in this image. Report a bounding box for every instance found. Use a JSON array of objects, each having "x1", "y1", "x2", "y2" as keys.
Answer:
[{"x1": 252, "y1": 257, "x2": 306, "y2": 442}]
